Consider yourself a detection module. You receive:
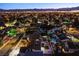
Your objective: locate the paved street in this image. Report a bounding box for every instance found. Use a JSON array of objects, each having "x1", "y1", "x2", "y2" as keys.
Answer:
[
  {"x1": 0, "y1": 39, "x2": 17, "y2": 56},
  {"x1": 9, "y1": 39, "x2": 29, "y2": 56}
]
